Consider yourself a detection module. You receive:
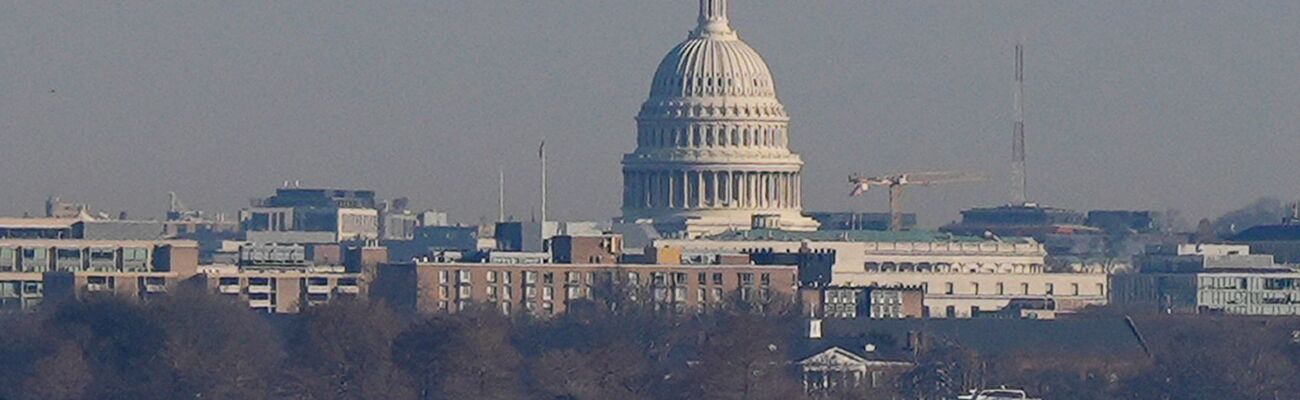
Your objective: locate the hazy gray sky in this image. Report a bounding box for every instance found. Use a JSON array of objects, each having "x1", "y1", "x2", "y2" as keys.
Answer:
[{"x1": 2, "y1": 1, "x2": 1297, "y2": 227}]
